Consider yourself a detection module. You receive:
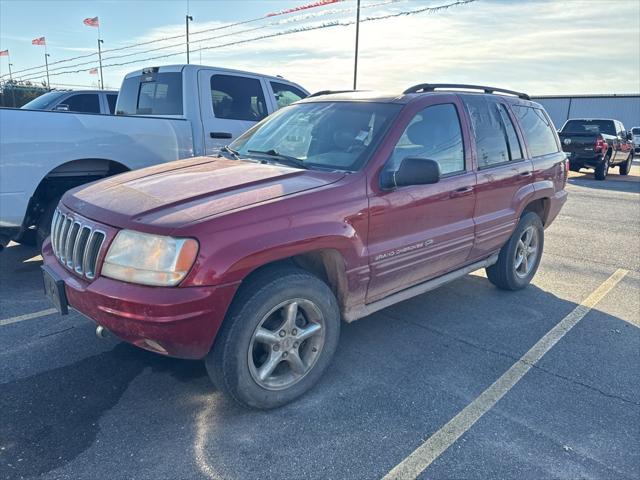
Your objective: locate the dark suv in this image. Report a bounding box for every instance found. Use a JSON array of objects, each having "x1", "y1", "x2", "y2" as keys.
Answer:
[
  {"x1": 42, "y1": 84, "x2": 568, "y2": 408},
  {"x1": 559, "y1": 118, "x2": 634, "y2": 180}
]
